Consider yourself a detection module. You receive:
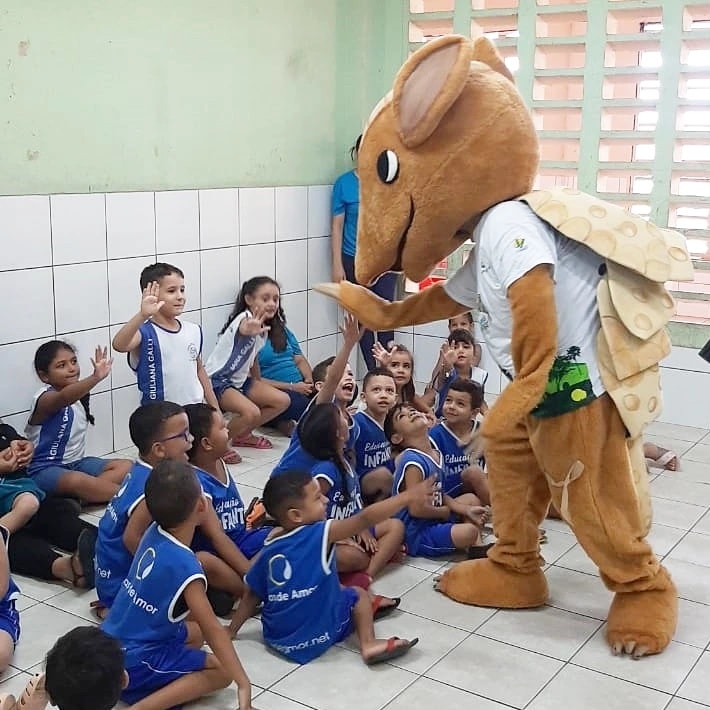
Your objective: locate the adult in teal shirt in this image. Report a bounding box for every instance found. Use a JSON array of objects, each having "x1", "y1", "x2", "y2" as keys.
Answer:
[{"x1": 331, "y1": 135, "x2": 397, "y2": 370}]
